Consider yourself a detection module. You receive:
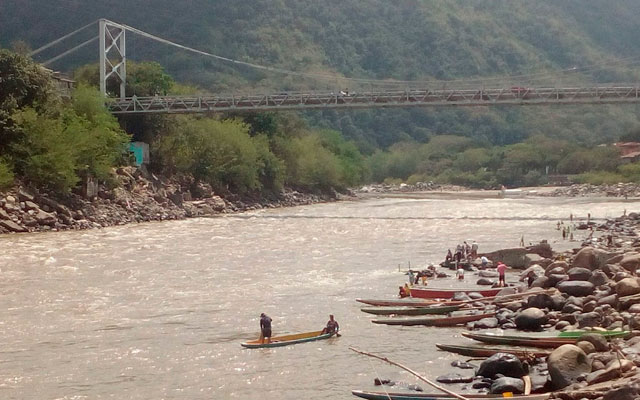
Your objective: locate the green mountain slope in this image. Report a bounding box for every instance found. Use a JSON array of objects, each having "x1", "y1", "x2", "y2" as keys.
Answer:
[{"x1": 3, "y1": 0, "x2": 640, "y2": 148}]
